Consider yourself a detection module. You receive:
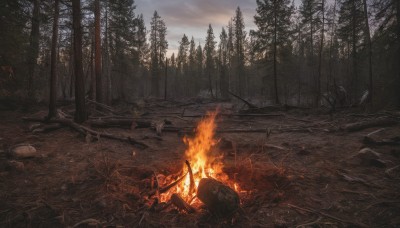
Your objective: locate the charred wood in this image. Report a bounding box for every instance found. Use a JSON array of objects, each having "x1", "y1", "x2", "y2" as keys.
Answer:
[{"x1": 170, "y1": 193, "x2": 196, "y2": 213}]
